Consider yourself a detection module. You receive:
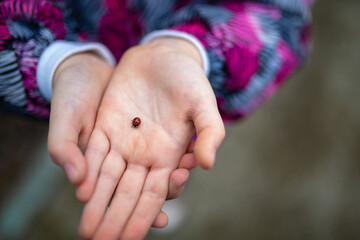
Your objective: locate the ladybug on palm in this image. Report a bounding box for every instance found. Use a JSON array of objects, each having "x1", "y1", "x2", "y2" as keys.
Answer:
[{"x1": 132, "y1": 117, "x2": 141, "y2": 128}]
